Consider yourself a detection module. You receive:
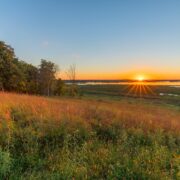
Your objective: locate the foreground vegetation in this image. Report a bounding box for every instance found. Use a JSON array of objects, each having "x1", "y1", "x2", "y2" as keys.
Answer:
[{"x1": 0, "y1": 92, "x2": 179, "y2": 179}]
